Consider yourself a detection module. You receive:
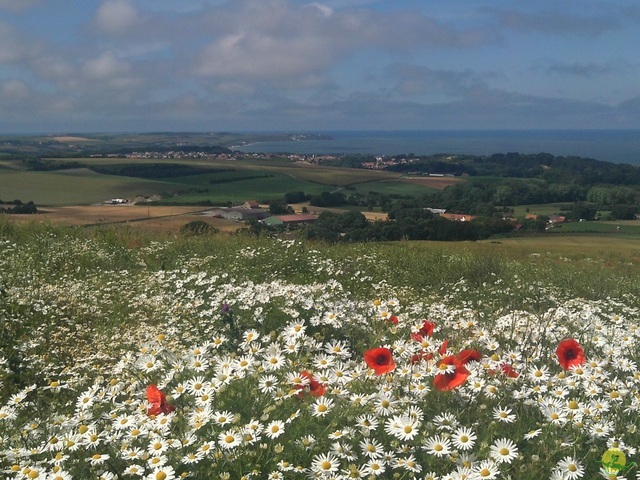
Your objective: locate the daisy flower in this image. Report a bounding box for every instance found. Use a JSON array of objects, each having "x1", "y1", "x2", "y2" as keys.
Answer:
[
  {"x1": 265, "y1": 420, "x2": 286, "y2": 439},
  {"x1": 310, "y1": 396, "x2": 334, "y2": 417},
  {"x1": 218, "y1": 430, "x2": 242, "y2": 450},
  {"x1": 424, "y1": 435, "x2": 452, "y2": 457},
  {"x1": 310, "y1": 453, "x2": 340, "y2": 475},
  {"x1": 452, "y1": 426, "x2": 477, "y2": 451},
  {"x1": 473, "y1": 459, "x2": 500, "y2": 479},
  {"x1": 362, "y1": 459, "x2": 386, "y2": 476},
  {"x1": 258, "y1": 375, "x2": 279, "y2": 394},
  {"x1": 492, "y1": 406, "x2": 516, "y2": 423},
  {"x1": 524, "y1": 429, "x2": 542, "y2": 440},
  {"x1": 555, "y1": 456, "x2": 585, "y2": 480},
  {"x1": 145, "y1": 465, "x2": 176, "y2": 480},
  {"x1": 489, "y1": 438, "x2": 518, "y2": 464},
  {"x1": 360, "y1": 438, "x2": 385, "y2": 459},
  {"x1": 385, "y1": 415, "x2": 420, "y2": 441},
  {"x1": 213, "y1": 410, "x2": 235, "y2": 426}
]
